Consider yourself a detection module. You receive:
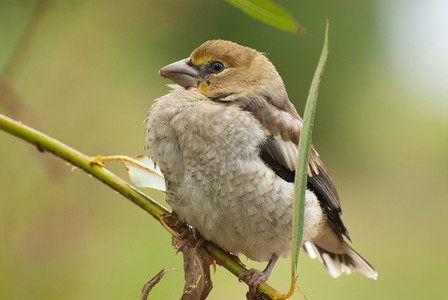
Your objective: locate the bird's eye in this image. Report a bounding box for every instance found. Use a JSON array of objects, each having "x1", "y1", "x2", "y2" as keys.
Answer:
[{"x1": 210, "y1": 61, "x2": 225, "y2": 73}]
